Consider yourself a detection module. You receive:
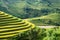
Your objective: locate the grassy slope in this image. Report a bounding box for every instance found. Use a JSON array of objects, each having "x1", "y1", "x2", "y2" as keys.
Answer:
[{"x1": 24, "y1": 13, "x2": 60, "y2": 26}]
